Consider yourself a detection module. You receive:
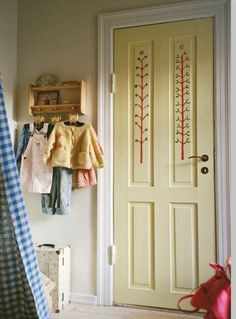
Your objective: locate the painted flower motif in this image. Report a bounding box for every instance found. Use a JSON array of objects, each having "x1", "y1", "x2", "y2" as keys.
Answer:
[
  {"x1": 134, "y1": 52, "x2": 149, "y2": 164},
  {"x1": 175, "y1": 47, "x2": 191, "y2": 160}
]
